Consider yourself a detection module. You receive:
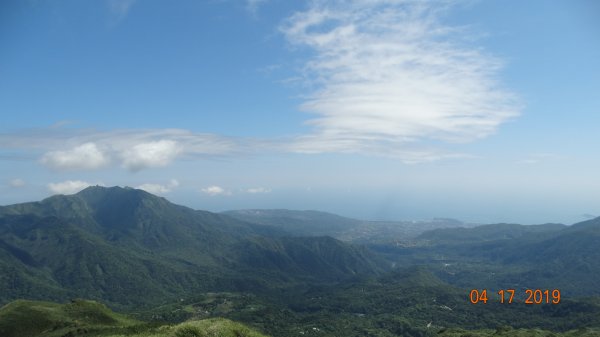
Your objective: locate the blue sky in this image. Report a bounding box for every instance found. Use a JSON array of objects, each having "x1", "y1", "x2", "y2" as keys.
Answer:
[{"x1": 1, "y1": 0, "x2": 599, "y2": 224}]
